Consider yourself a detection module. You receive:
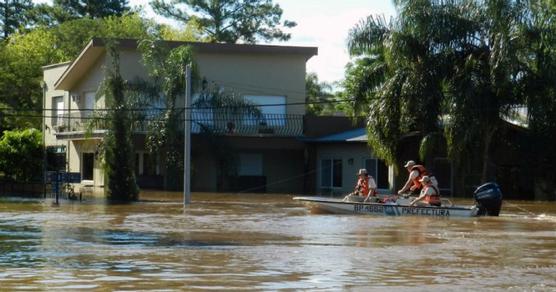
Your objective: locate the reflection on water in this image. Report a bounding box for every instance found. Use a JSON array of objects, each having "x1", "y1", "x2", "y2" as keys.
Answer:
[{"x1": 0, "y1": 192, "x2": 555, "y2": 290}]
